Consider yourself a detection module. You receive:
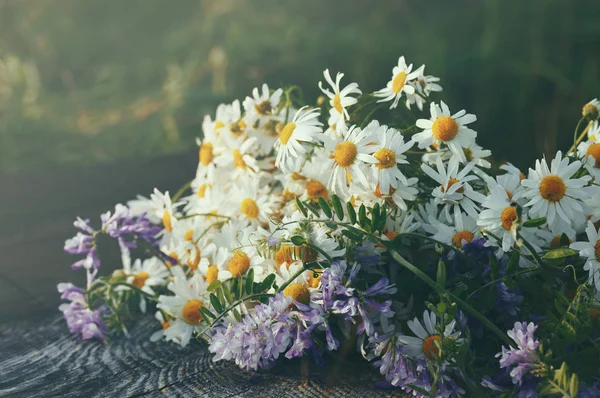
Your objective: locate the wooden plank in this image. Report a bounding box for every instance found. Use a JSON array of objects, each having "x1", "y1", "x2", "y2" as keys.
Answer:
[{"x1": 0, "y1": 316, "x2": 394, "y2": 397}]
